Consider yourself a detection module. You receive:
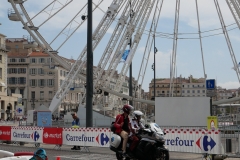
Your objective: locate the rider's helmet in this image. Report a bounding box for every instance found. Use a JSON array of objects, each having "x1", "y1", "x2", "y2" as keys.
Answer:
[
  {"x1": 122, "y1": 104, "x2": 133, "y2": 114},
  {"x1": 133, "y1": 110, "x2": 143, "y2": 120}
]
